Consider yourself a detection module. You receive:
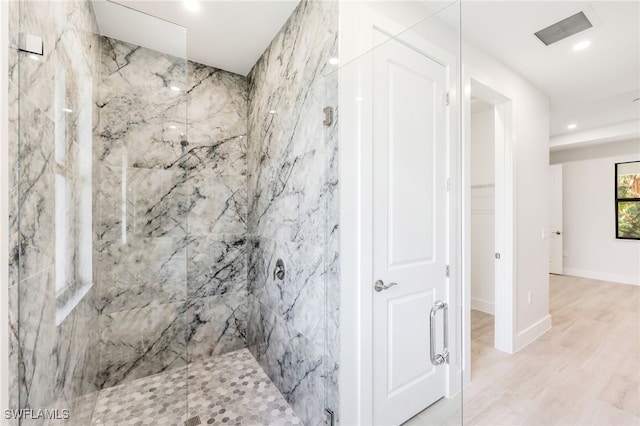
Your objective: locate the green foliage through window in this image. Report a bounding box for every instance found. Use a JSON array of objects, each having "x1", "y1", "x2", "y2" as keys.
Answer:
[{"x1": 616, "y1": 161, "x2": 640, "y2": 240}]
